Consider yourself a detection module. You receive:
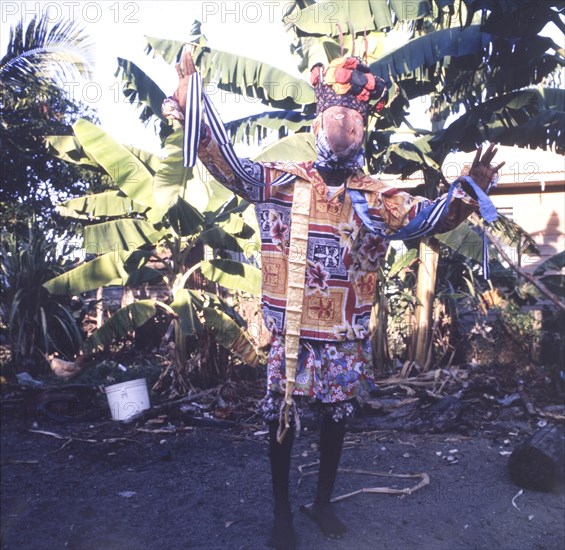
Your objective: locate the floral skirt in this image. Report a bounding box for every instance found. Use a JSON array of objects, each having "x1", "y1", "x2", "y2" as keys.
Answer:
[{"x1": 259, "y1": 336, "x2": 376, "y2": 423}]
